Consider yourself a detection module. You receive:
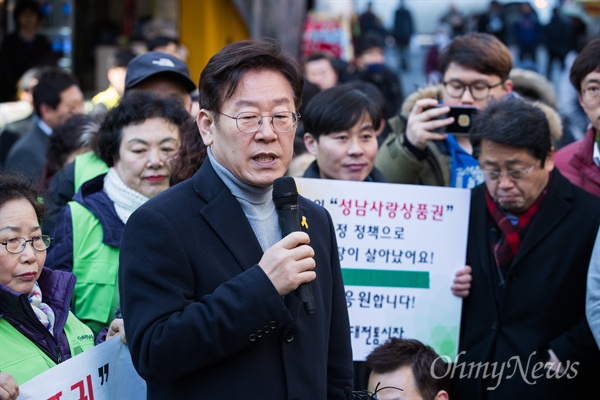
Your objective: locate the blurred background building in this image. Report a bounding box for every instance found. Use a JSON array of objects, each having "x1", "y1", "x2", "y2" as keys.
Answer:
[{"x1": 0, "y1": 0, "x2": 598, "y2": 100}]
